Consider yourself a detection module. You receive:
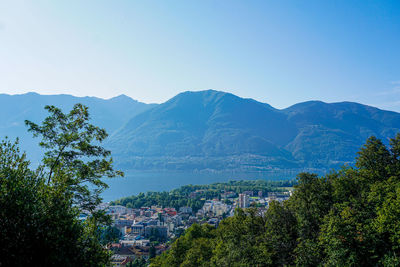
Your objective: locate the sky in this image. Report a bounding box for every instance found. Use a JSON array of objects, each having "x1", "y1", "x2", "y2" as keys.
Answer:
[{"x1": 0, "y1": 0, "x2": 399, "y2": 111}]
